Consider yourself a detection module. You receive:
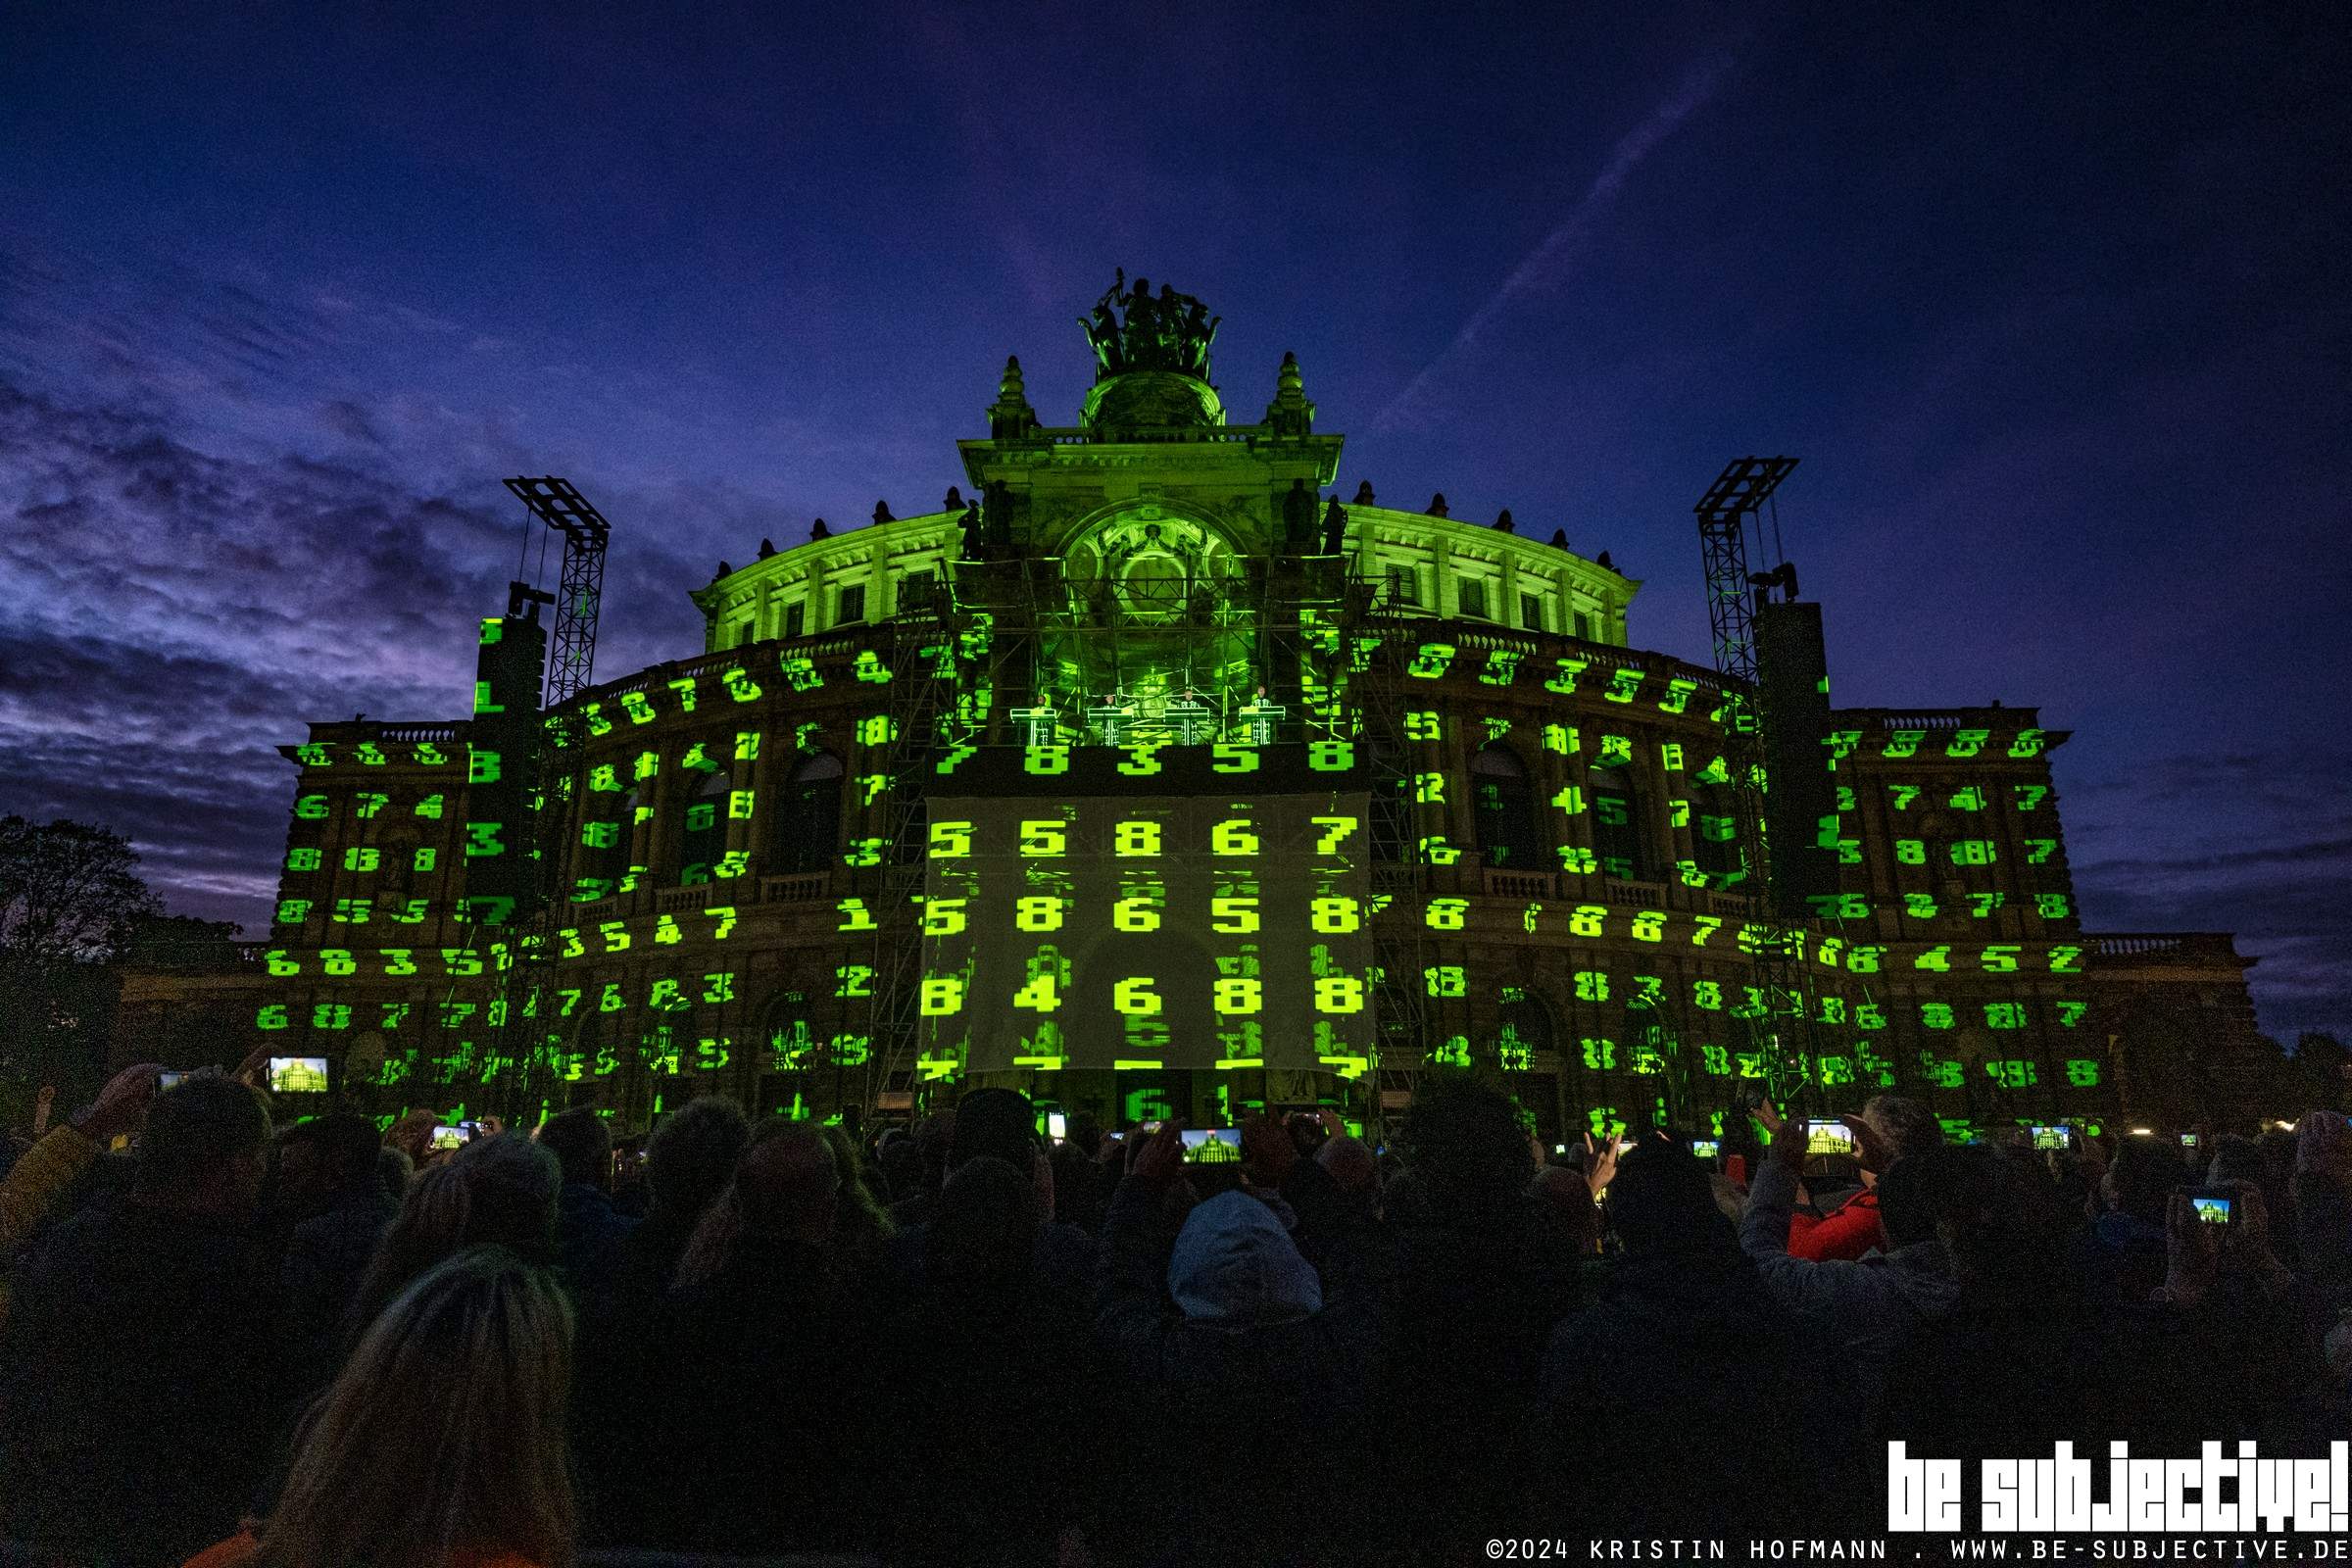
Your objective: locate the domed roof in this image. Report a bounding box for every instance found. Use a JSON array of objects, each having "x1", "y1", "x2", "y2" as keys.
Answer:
[{"x1": 1080, "y1": 370, "x2": 1227, "y2": 433}]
